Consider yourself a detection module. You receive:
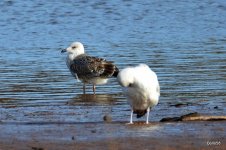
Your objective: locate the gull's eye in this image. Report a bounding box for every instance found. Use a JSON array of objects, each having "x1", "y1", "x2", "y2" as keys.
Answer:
[{"x1": 72, "y1": 46, "x2": 76, "y2": 49}]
